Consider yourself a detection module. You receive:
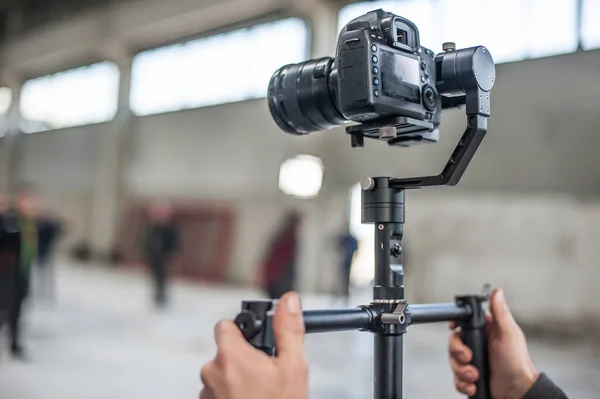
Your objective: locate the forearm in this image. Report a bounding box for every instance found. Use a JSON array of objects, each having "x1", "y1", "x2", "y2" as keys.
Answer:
[{"x1": 523, "y1": 373, "x2": 569, "y2": 399}]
